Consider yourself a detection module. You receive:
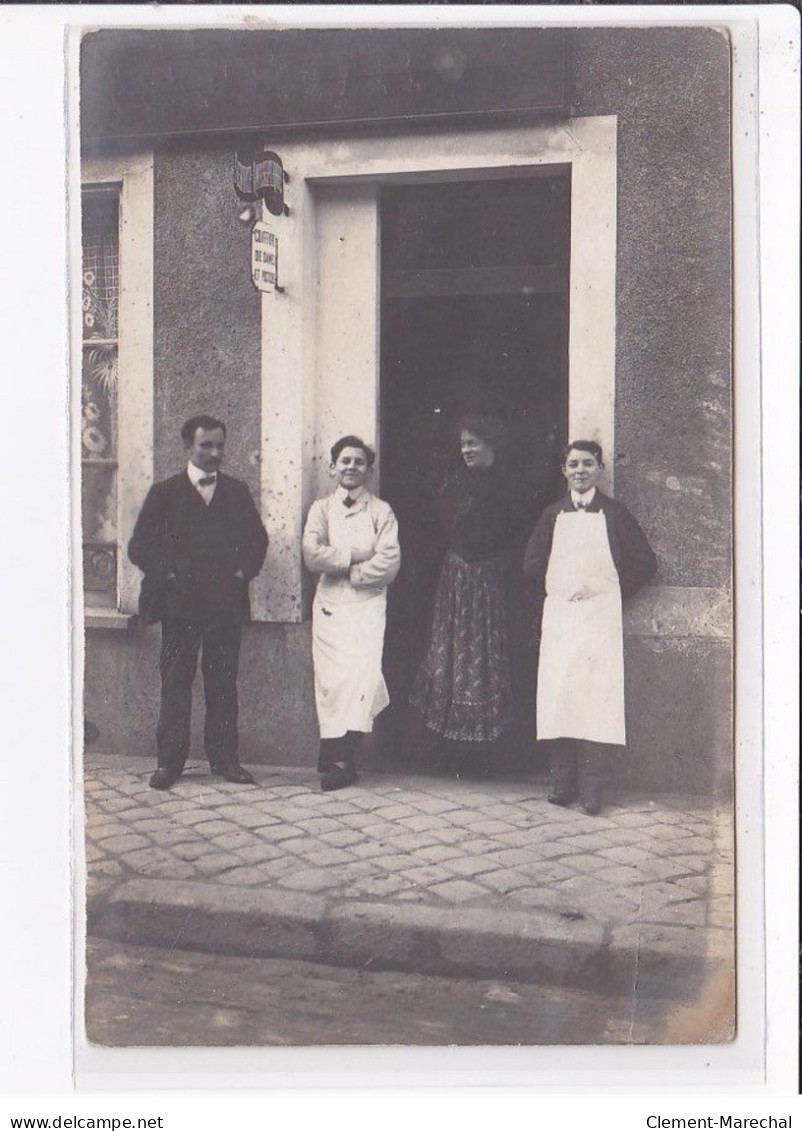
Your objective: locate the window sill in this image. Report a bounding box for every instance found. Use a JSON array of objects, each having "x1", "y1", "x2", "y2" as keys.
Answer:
[{"x1": 85, "y1": 608, "x2": 137, "y2": 631}]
